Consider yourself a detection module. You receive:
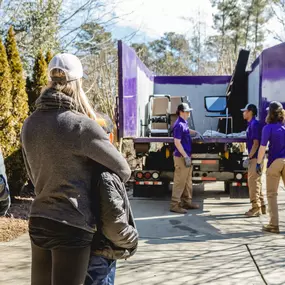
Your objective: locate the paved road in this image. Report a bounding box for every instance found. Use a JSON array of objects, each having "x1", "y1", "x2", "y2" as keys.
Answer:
[{"x1": 1, "y1": 182, "x2": 285, "y2": 285}]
